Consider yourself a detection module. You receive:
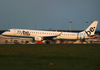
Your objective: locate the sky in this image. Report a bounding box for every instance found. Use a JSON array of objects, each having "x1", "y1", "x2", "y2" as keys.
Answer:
[{"x1": 0, "y1": 0, "x2": 100, "y2": 30}]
